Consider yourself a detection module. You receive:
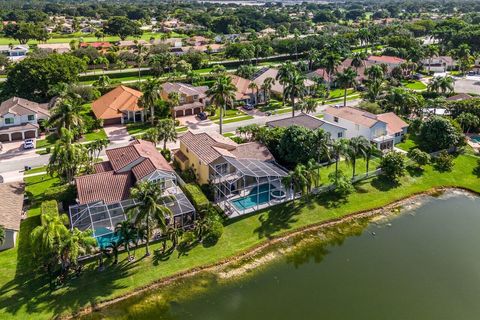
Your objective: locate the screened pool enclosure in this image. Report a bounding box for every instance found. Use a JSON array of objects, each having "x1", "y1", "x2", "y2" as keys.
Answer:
[{"x1": 210, "y1": 156, "x2": 292, "y2": 218}]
